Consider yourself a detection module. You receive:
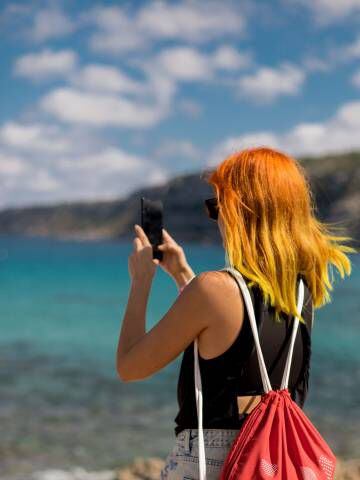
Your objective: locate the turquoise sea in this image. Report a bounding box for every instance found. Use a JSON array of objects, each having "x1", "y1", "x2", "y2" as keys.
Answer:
[{"x1": 0, "y1": 235, "x2": 359, "y2": 479}]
